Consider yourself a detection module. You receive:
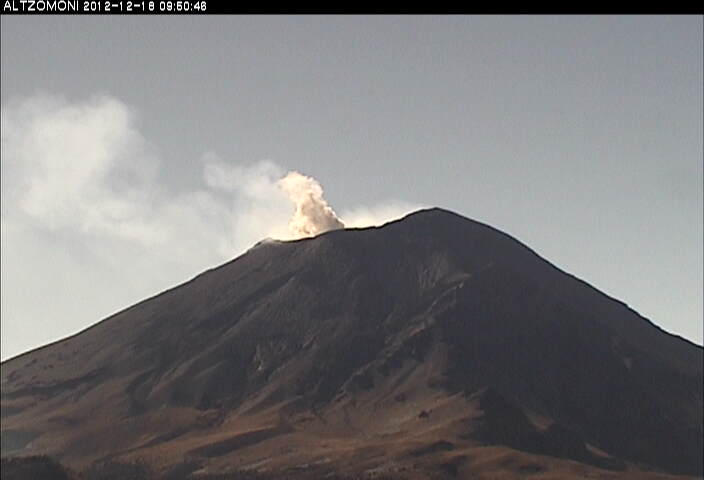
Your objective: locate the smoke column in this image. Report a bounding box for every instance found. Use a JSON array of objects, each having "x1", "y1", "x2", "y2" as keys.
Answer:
[{"x1": 277, "y1": 171, "x2": 345, "y2": 238}]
